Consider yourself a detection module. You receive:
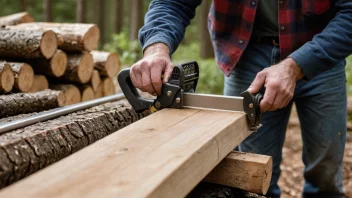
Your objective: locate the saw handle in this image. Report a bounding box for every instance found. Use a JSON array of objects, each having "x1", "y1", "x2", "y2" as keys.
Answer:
[
  {"x1": 241, "y1": 91, "x2": 263, "y2": 129},
  {"x1": 117, "y1": 68, "x2": 153, "y2": 113}
]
